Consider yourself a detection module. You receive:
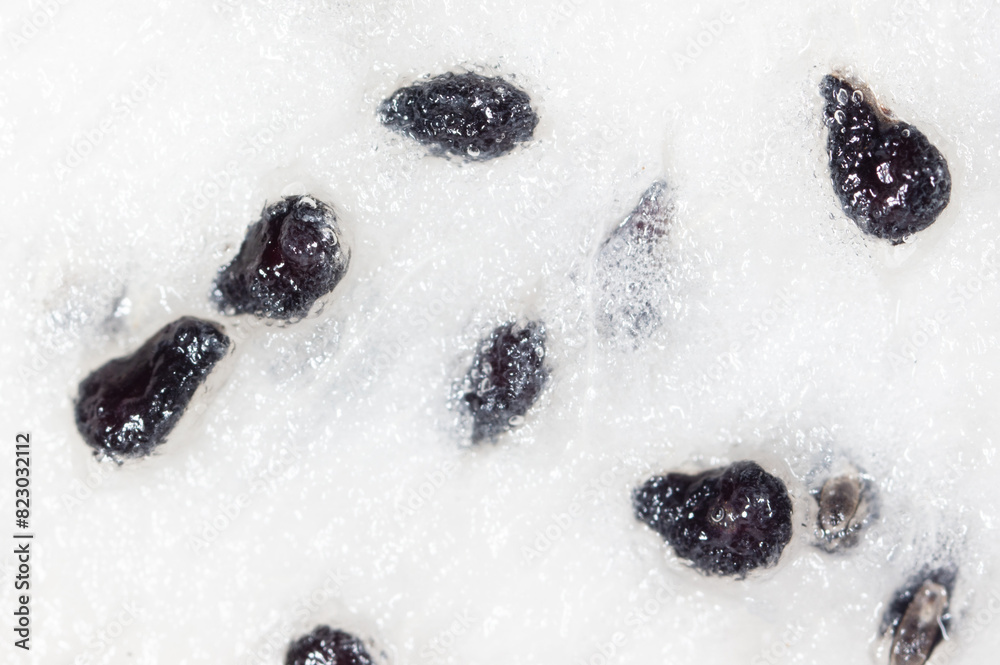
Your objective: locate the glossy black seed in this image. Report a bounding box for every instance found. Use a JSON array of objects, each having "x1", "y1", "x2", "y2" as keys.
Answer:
[
  {"x1": 820, "y1": 75, "x2": 951, "y2": 242},
  {"x1": 883, "y1": 569, "x2": 955, "y2": 665},
  {"x1": 214, "y1": 195, "x2": 349, "y2": 321},
  {"x1": 379, "y1": 72, "x2": 538, "y2": 160},
  {"x1": 633, "y1": 460, "x2": 793, "y2": 577},
  {"x1": 74, "y1": 317, "x2": 230, "y2": 462},
  {"x1": 285, "y1": 626, "x2": 374, "y2": 665},
  {"x1": 462, "y1": 321, "x2": 547, "y2": 442},
  {"x1": 594, "y1": 181, "x2": 671, "y2": 343}
]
